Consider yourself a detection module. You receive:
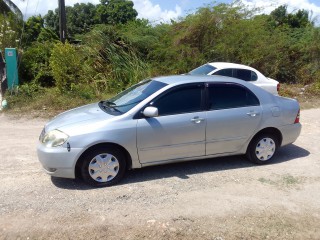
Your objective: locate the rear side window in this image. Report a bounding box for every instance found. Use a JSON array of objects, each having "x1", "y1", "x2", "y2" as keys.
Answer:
[
  {"x1": 234, "y1": 69, "x2": 251, "y2": 81},
  {"x1": 234, "y1": 69, "x2": 258, "y2": 81},
  {"x1": 251, "y1": 71, "x2": 258, "y2": 81},
  {"x1": 208, "y1": 84, "x2": 260, "y2": 110}
]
